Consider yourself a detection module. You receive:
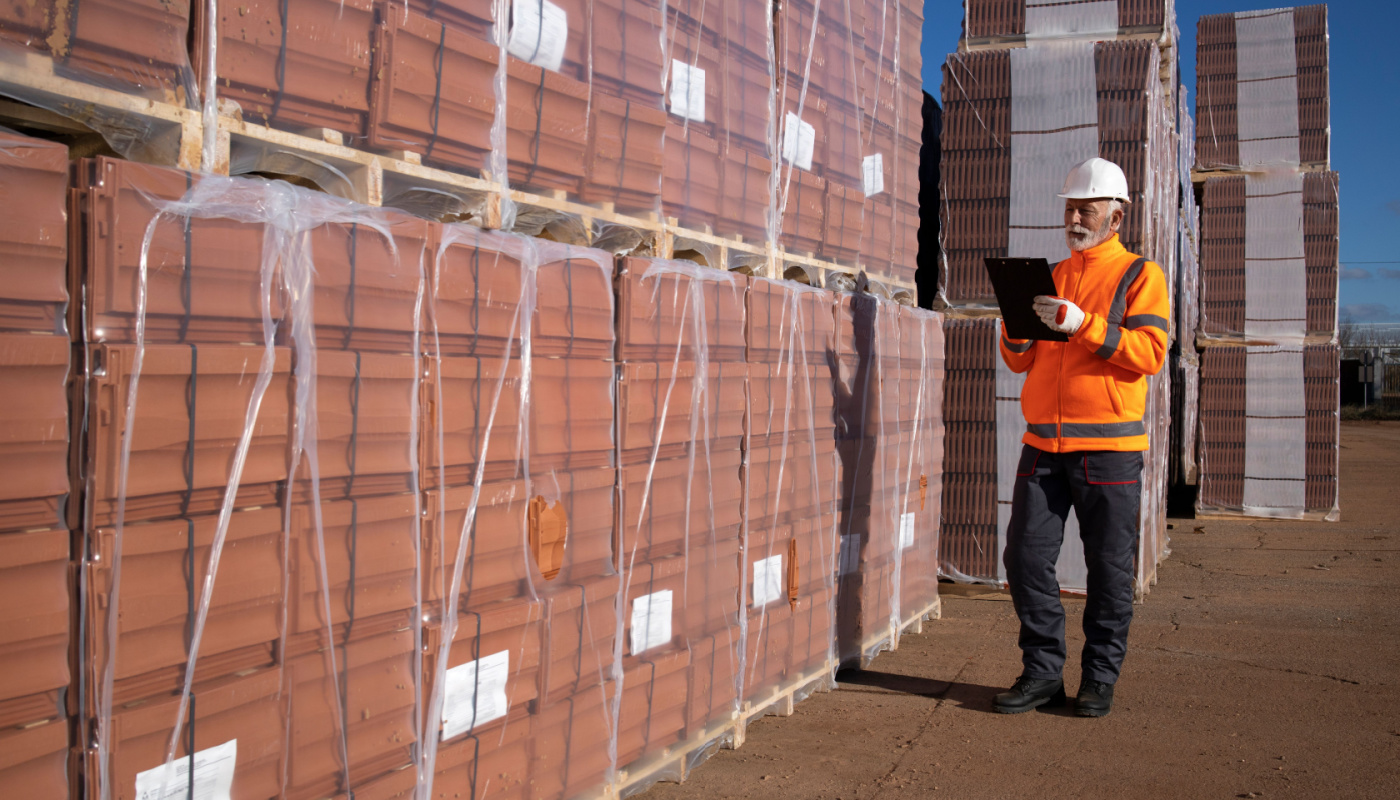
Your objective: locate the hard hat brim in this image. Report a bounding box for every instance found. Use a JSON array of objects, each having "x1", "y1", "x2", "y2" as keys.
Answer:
[{"x1": 1057, "y1": 192, "x2": 1132, "y2": 203}]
